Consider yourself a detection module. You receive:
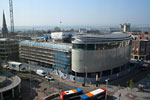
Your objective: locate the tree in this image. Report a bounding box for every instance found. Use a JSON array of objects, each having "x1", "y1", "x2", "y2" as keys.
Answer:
[
  {"x1": 69, "y1": 28, "x2": 74, "y2": 32},
  {"x1": 62, "y1": 29, "x2": 65, "y2": 32},
  {"x1": 54, "y1": 27, "x2": 61, "y2": 32},
  {"x1": 47, "y1": 29, "x2": 51, "y2": 33},
  {"x1": 129, "y1": 80, "x2": 134, "y2": 94}
]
